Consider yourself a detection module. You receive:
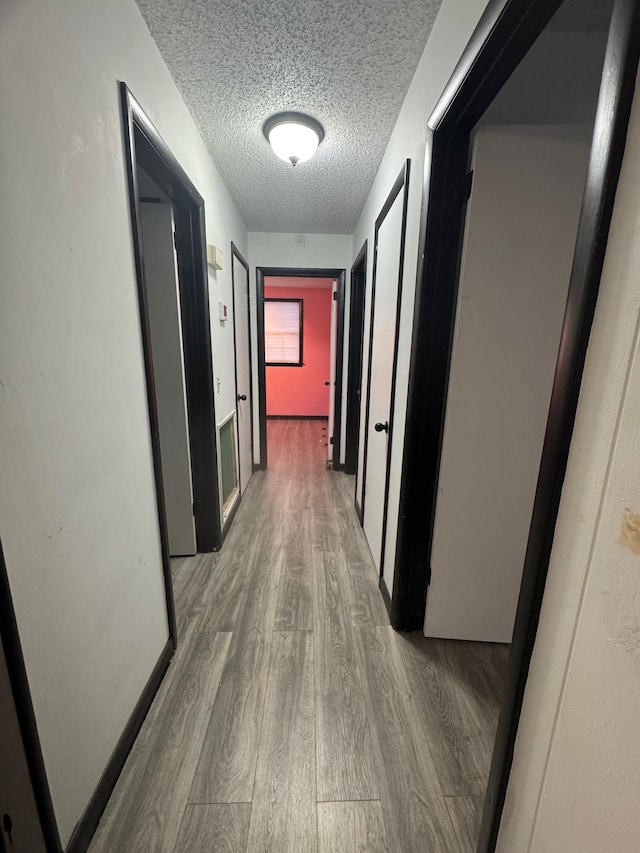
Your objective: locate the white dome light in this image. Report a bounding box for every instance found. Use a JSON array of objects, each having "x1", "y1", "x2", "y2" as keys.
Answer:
[{"x1": 263, "y1": 112, "x2": 324, "y2": 167}]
